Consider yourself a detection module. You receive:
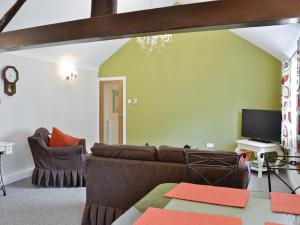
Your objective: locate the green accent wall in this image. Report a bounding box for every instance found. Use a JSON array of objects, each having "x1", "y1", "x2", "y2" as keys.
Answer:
[{"x1": 99, "y1": 30, "x2": 281, "y2": 150}]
